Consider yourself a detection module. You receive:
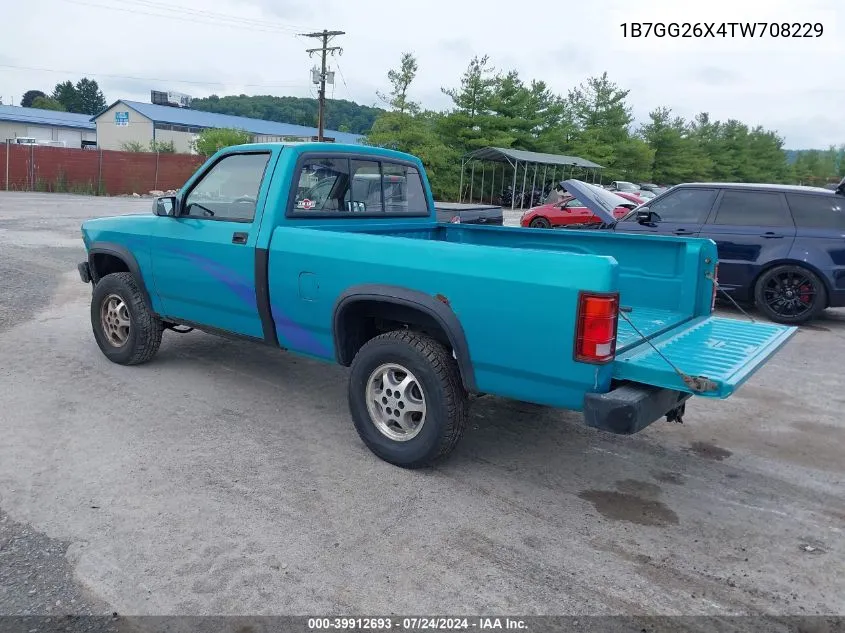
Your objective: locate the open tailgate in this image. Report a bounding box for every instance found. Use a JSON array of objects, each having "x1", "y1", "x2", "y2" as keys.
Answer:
[{"x1": 613, "y1": 316, "x2": 798, "y2": 398}]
